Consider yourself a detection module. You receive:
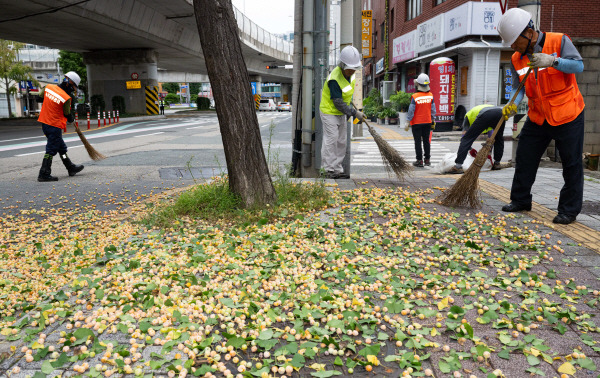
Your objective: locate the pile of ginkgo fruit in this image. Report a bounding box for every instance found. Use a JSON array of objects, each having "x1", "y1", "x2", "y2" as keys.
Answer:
[{"x1": 1, "y1": 185, "x2": 599, "y2": 378}]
